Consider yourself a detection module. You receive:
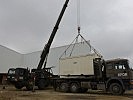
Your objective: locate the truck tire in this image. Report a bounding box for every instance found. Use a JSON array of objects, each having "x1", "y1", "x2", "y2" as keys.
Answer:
[
  {"x1": 80, "y1": 88, "x2": 88, "y2": 93},
  {"x1": 15, "y1": 83, "x2": 23, "y2": 89},
  {"x1": 109, "y1": 83, "x2": 123, "y2": 95},
  {"x1": 38, "y1": 79, "x2": 46, "y2": 90},
  {"x1": 26, "y1": 85, "x2": 33, "y2": 90},
  {"x1": 26, "y1": 84, "x2": 33, "y2": 90},
  {"x1": 26, "y1": 80, "x2": 34, "y2": 90},
  {"x1": 70, "y1": 83, "x2": 80, "y2": 93},
  {"x1": 59, "y1": 83, "x2": 69, "y2": 92}
]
